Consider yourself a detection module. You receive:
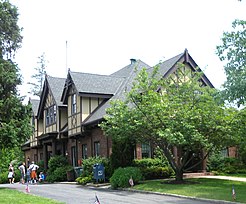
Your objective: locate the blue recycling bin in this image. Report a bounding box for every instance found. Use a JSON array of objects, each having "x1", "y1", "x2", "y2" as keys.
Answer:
[{"x1": 93, "y1": 163, "x2": 105, "y2": 183}]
